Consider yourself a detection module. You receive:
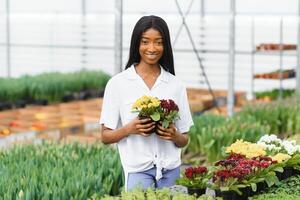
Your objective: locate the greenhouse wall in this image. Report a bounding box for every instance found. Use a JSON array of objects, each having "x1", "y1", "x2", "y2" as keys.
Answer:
[{"x1": 0, "y1": 0, "x2": 299, "y2": 98}]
